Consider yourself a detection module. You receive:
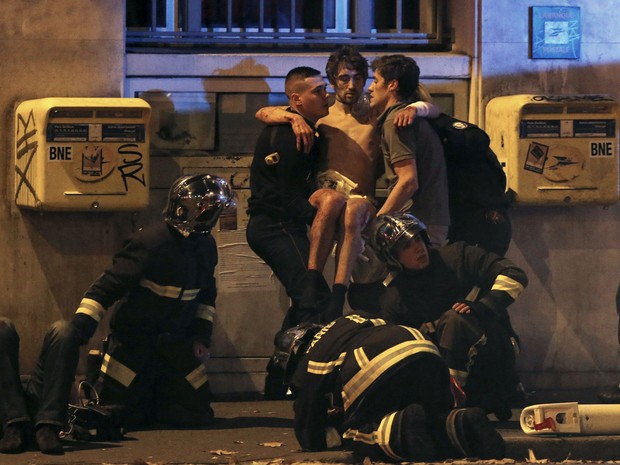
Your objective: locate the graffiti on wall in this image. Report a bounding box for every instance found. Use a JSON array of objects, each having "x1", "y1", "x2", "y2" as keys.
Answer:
[
  {"x1": 117, "y1": 143, "x2": 146, "y2": 192},
  {"x1": 15, "y1": 109, "x2": 41, "y2": 204}
]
